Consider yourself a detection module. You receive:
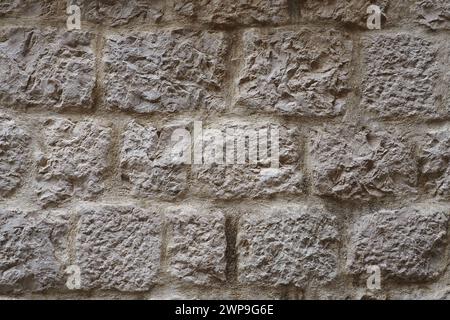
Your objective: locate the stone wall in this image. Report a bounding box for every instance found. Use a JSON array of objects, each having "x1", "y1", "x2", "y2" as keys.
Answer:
[{"x1": 0, "y1": 0, "x2": 449, "y2": 300}]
